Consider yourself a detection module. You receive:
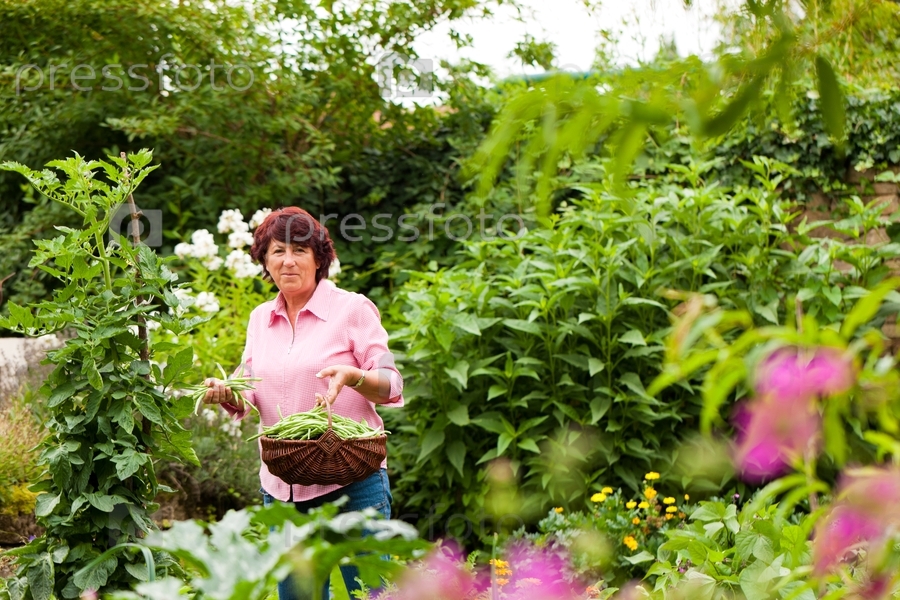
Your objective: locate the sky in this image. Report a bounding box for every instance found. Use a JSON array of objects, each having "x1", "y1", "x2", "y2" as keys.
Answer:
[{"x1": 412, "y1": 0, "x2": 730, "y2": 79}]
